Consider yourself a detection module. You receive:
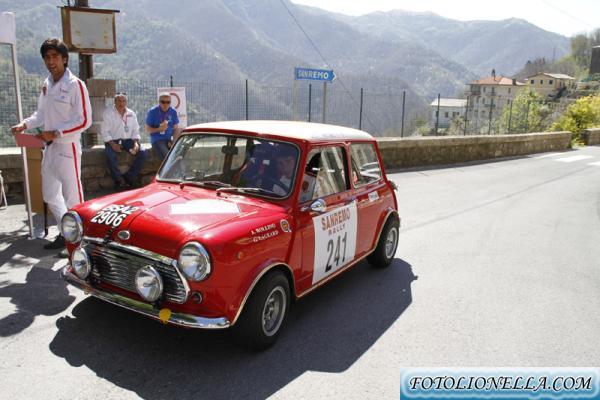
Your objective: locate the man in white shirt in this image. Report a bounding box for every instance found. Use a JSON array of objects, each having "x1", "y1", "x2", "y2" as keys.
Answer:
[
  {"x1": 101, "y1": 93, "x2": 147, "y2": 189},
  {"x1": 11, "y1": 38, "x2": 92, "y2": 251}
]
